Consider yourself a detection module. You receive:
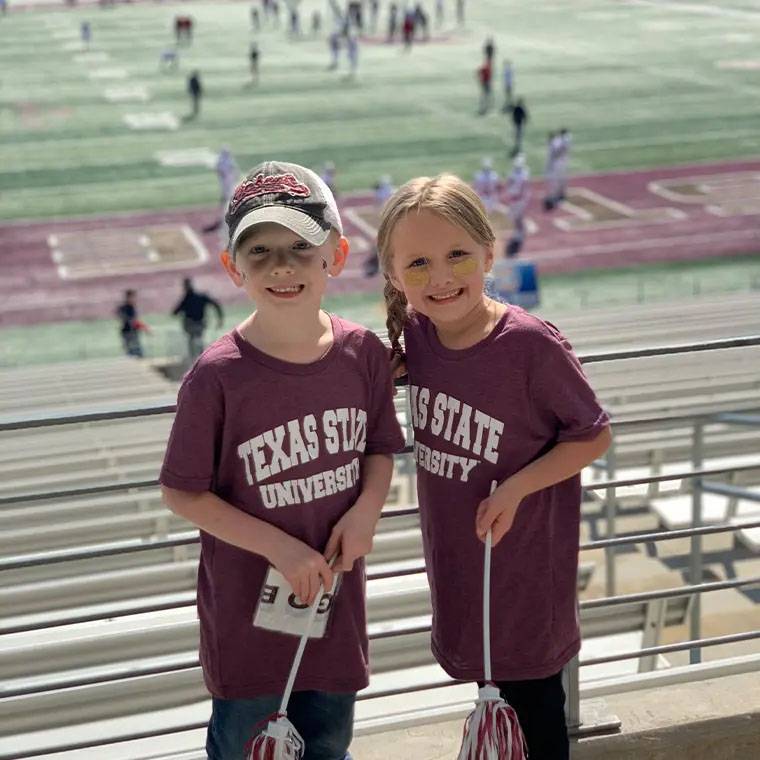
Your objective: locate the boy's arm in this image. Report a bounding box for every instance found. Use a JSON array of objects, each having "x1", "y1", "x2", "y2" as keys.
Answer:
[
  {"x1": 475, "y1": 425, "x2": 612, "y2": 545},
  {"x1": 323, "y1": 453, "x2": 394, "y2": 572},
  {"x1": 161, "y1": 486, "x2": 334, "y2": 604}
]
